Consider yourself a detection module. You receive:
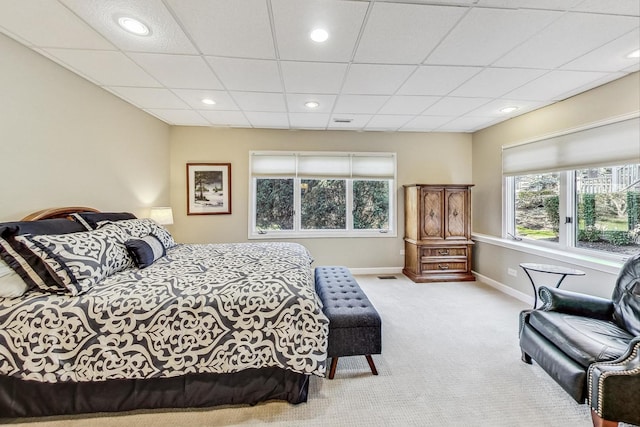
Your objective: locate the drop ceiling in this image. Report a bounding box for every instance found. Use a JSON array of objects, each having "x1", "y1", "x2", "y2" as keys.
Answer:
[{"x1": 0, "y1": 0, "x2": 638, "y2": 132}]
